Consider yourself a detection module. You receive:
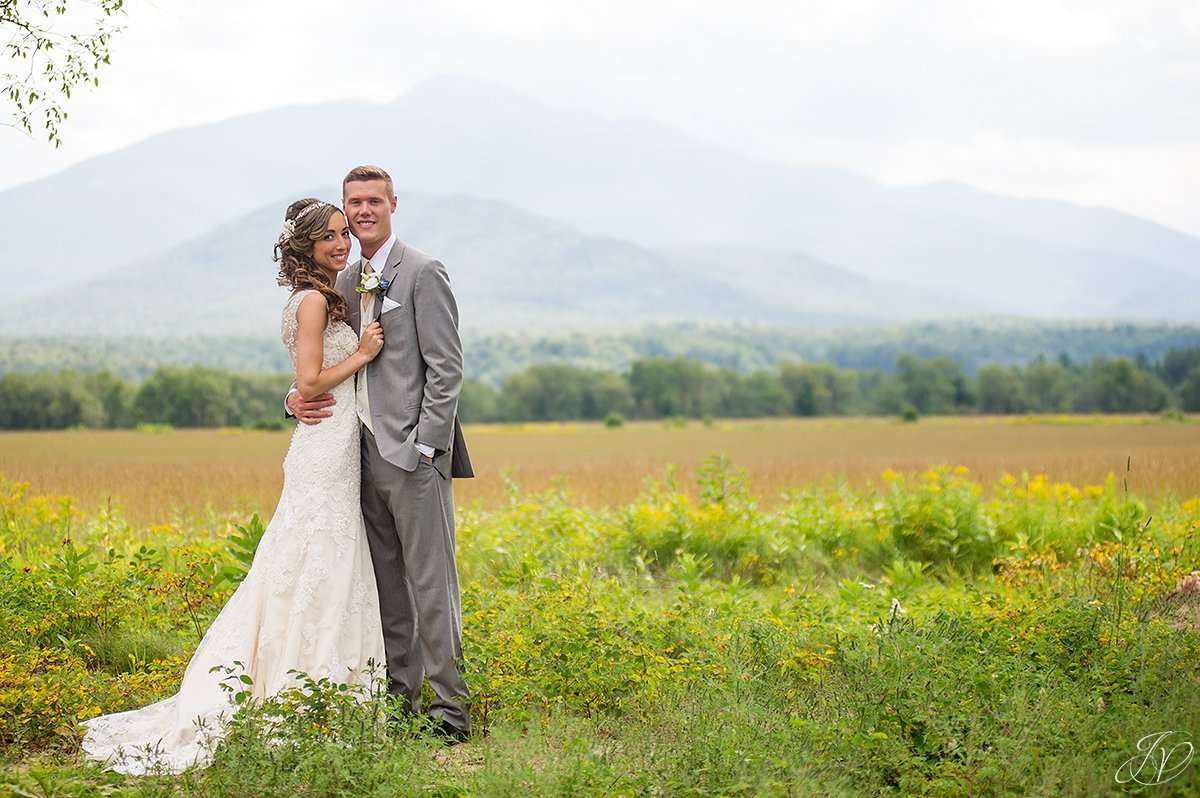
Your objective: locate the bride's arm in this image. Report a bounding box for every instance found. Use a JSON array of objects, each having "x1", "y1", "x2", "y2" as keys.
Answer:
[{"x1": 294, "y1": 292, "x2": 384, "y2": 400}]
